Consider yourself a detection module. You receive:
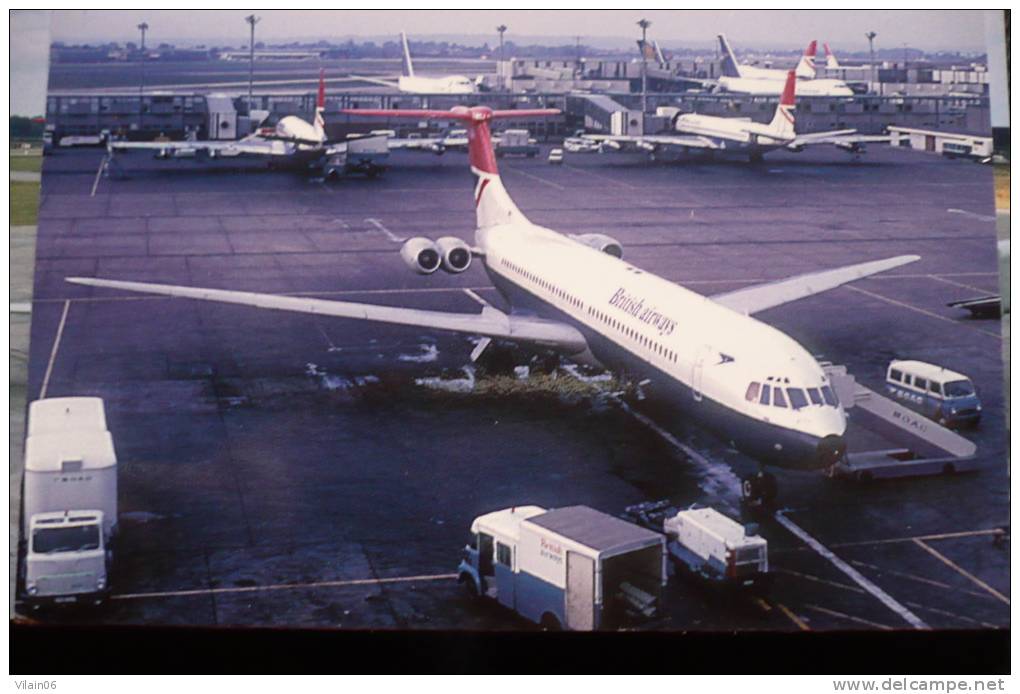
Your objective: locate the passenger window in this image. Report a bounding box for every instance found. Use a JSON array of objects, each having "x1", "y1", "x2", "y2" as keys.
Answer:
[
  {"x1": 760, "y1": 384, "x2": 771, "y2": 405},
  {"x1": 902, "y1": 374, "x2": 912, "y2": 386},
  {"x1": 821, "y1": 385, "x2": 838, "y2": 406},
  {"x1": 890, "y1": 369, "x2": 903, "y2": 382},
  {"x1": 929, "y1": 382, "x2": 942, "y2": 395},
  {"x1": 496, "y1": 542, "x2": 512, "y2": 567},
  {"x1": 807, "y1": 387, "x2": 823, "y2": 405},
  {"x1": 914, "y1": 377, "x2": 927, "y2": 390},
  {"x1": 787, "y1": 388, "x2": 808, "y2": 410},
  {"x1": 745, "y1": 382, "x2": 761, "y2": 402},
  {"x1": 773, "y1": 388, "x2": 788, "y2": 408}
]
